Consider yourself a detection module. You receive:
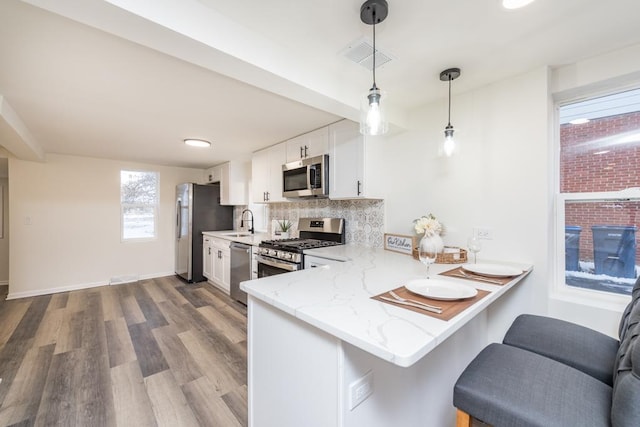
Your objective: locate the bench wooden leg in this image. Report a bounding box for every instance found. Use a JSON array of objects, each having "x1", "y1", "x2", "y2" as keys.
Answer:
[{"x1": 456, "y1": 409, "x2": 472, "y2": 427}]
